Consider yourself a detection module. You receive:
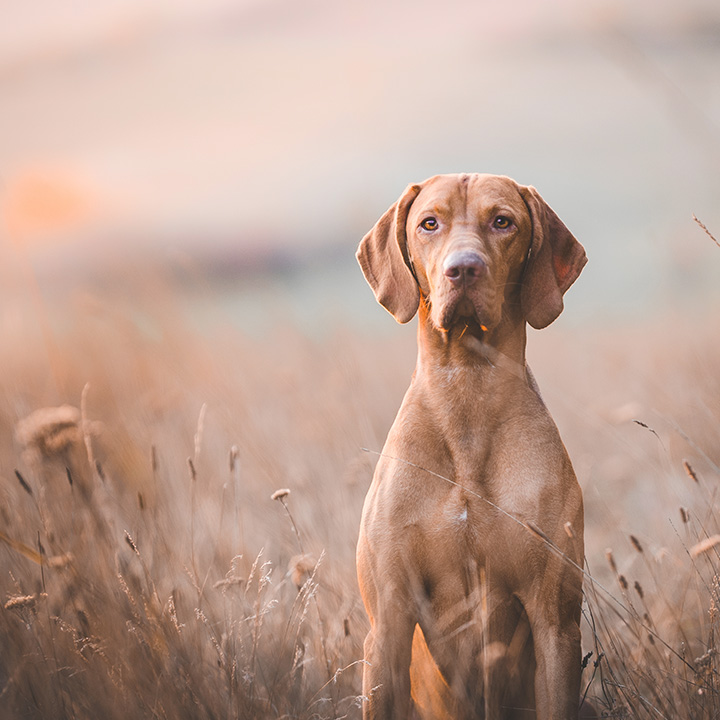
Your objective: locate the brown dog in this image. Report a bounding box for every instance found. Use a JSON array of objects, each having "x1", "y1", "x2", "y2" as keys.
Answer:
[{"x1": 356, "y1": 174, "x2": 587, "y2": 719}]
